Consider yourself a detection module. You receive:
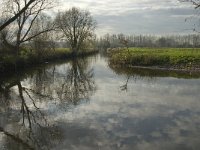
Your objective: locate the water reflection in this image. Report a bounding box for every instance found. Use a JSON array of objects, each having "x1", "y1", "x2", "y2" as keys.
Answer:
[
  {"x1": 0, "y1": 57, "x2": 96, "y2": 150},
  {"x1": 109, "y1": 64, "x2": 200, "y2": 92},
  {"x1": 0, "y1": 80, "x2": 48, "y2": 149},
  {"x1": 57, "y1": 59, "x2": 95, "y2": 104},
  {"x1": 27, "y1": 58, "x2": 96, "y2": 105},
  {"x1": 0, "y1": 55, "x2": 200, "y2": 150},
  {"x1": 109, "y1": 63, "x2": 200, "y2": 79}
]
